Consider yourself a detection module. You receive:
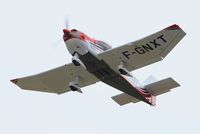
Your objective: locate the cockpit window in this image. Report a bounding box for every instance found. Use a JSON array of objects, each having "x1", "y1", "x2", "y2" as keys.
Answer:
[{"x1": 96, "y1": 40, "x2": 112, "y2": 50}]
